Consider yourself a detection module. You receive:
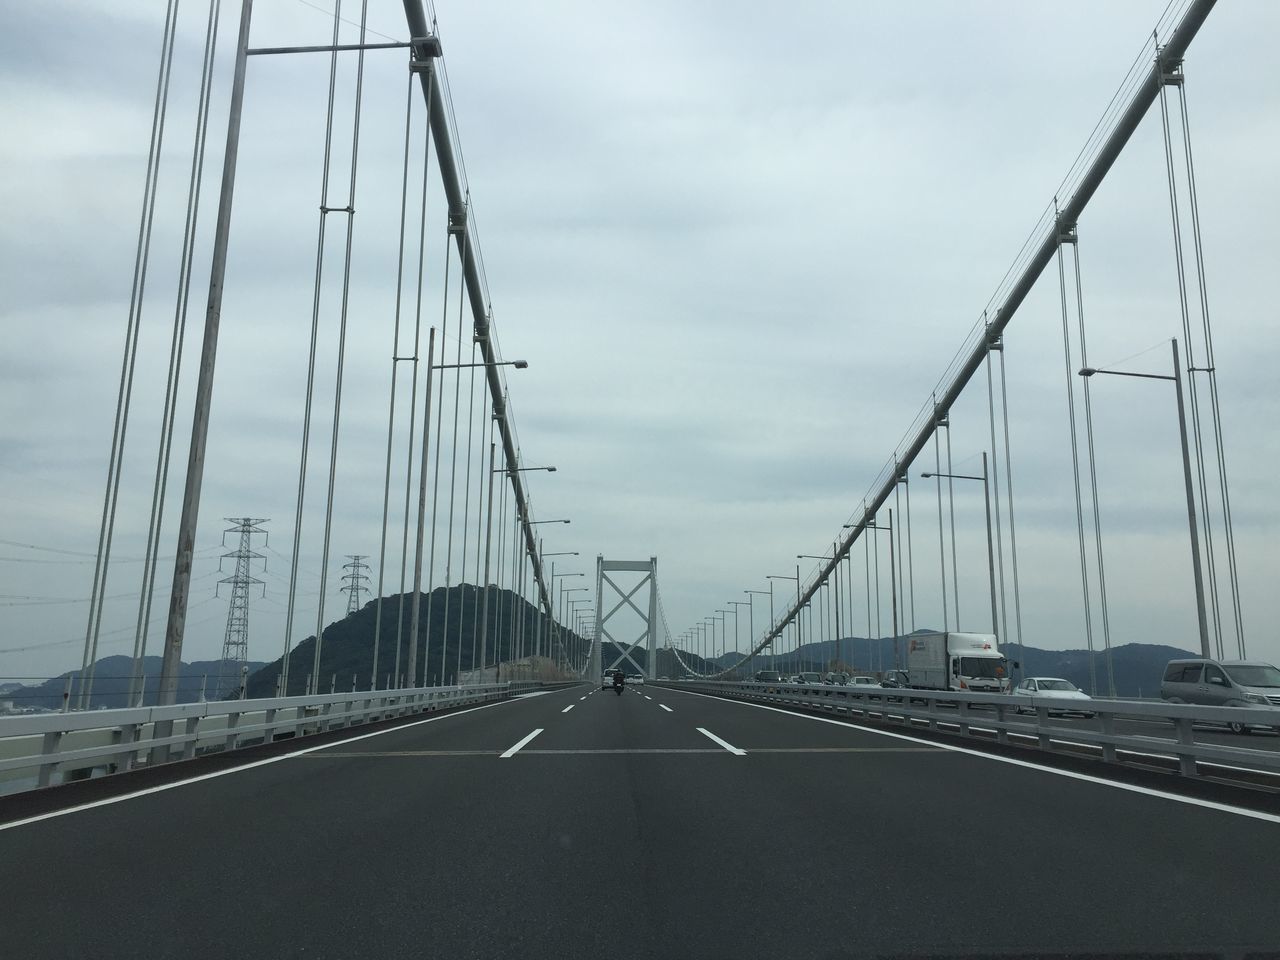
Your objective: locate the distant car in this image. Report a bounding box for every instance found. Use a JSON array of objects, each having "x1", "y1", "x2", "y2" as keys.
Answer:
[
  {"x1": 788, "y1": 675, "x2": 804, "y2": 684},
  {"x1": 602, "y1": 668, "x2": 621, "y2": 690},
  {"x1": 824, "y1": 672, "x2": 850, "y2": 686},
  {"x1": 799, "y1": 672, "x2": 822, "y2": 685},
  {"x1": 629, "y1": 674, "x2": 645, "y2": 686},
  {"x1": 849, "y1": 676, "x2": 880, "y2": 688},
  {"x1": 1014, "y1": 677, "x2": 1094, "y2": 716},
  {"x1": 880, "y1": 670, "x2": 909, "y2": 689},
  {"x1": 1161, "y1": 658, "x2": 1280, "y2": 733}
]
